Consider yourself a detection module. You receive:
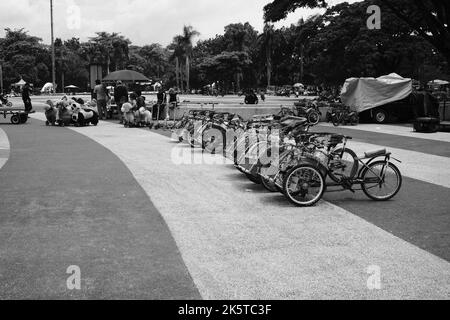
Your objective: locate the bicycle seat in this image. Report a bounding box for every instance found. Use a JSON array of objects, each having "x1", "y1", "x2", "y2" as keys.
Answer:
[{"x1": 364, "y1": 149, "x2": 387, "y2": 158}]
